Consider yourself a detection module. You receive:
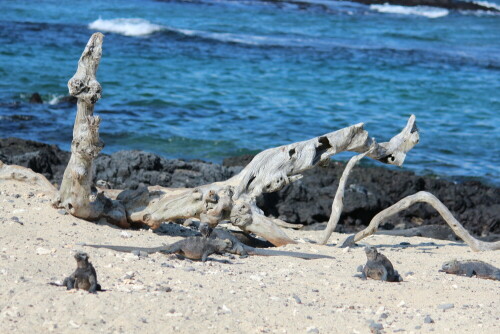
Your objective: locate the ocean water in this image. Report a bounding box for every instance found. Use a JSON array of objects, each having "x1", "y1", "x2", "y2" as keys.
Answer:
[{"x1": 0, "y1": 0, "x2": 499, "y2": 184}]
